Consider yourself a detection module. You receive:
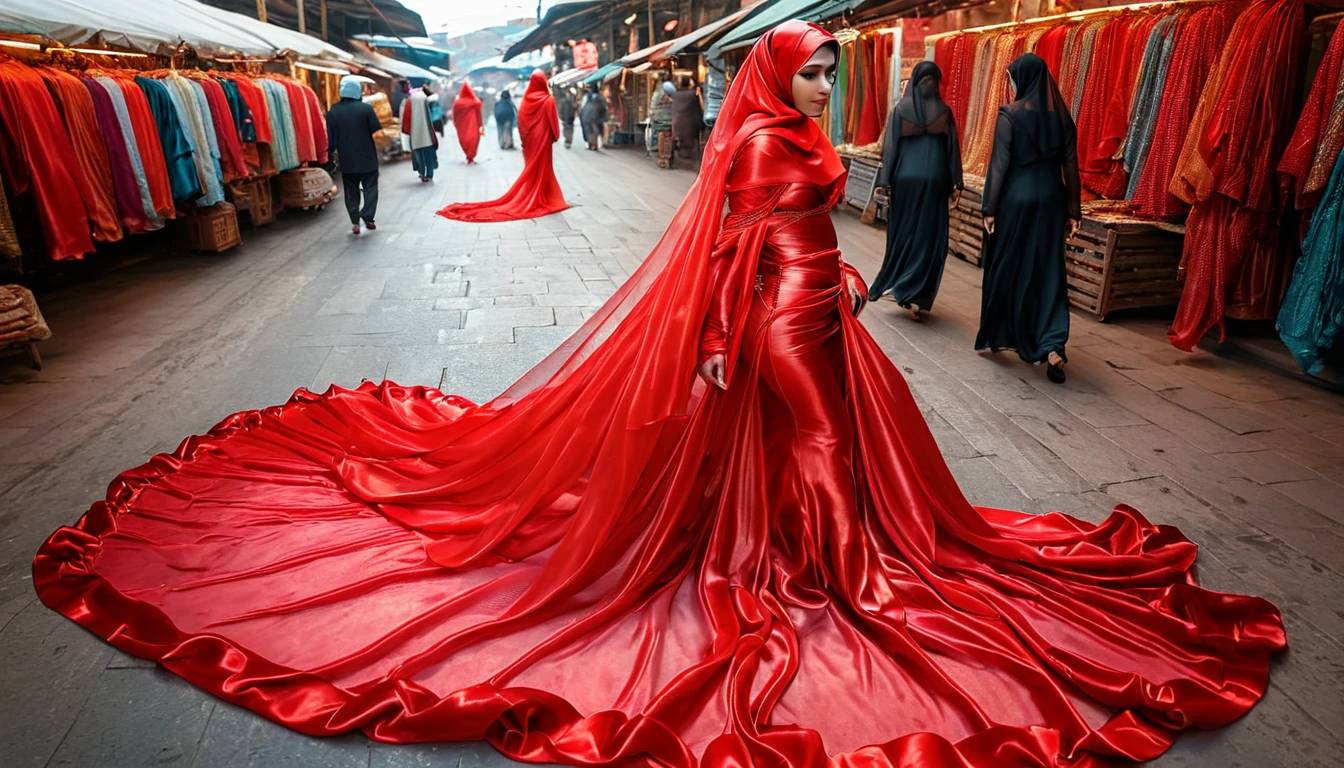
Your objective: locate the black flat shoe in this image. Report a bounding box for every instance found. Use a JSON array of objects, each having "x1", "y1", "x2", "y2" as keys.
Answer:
[{"x1": 1047, "y1": 363, "x2": 1066, "y2": 384}]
